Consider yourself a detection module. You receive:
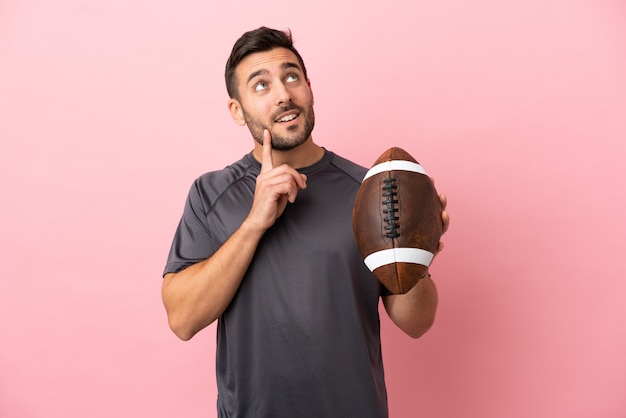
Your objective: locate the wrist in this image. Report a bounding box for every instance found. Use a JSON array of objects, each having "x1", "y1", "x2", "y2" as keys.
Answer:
[{"x1": 240, "y1": 217, "x2": 270, "y2": 238}]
